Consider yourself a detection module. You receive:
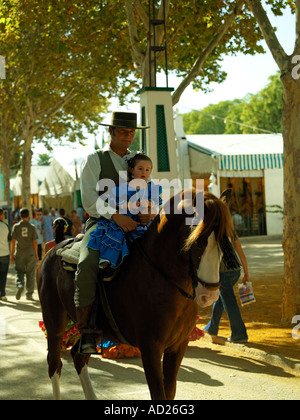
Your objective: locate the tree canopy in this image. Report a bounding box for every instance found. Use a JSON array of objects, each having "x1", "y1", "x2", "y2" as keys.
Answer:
[
  {"x1": 0, "y1": 0, "x2": 137, "y2": 206},
  {"x1": 0, "y1": 0, "x2": 267, "y2": 207},
  {"x1": 182, "y1": 72, "x2": 283, "y2": 134}
]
